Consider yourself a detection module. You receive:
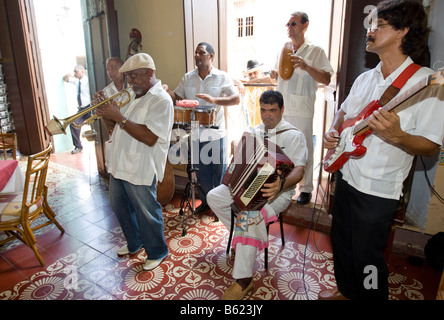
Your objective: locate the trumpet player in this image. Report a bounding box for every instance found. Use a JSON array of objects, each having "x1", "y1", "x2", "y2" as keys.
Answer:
[{"x1": 95, "y1": 53, "x2": 174, "y2": 271}]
